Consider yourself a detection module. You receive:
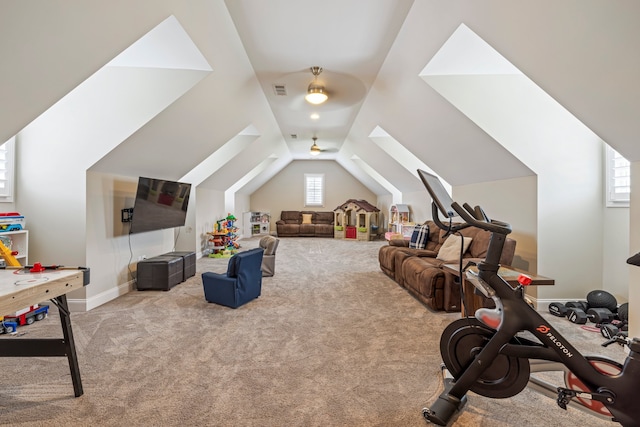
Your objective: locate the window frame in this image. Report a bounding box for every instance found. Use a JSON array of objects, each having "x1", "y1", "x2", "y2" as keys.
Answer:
[
  {"x1": 304, "y1": 173, "x2": 324, "y2": 207},
  {"x1": 605, "y1": 145, "x2": 630, "y2": 208},
  {"x1": 0, "y1": 136, "x2": 16, "y2": 203}
]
